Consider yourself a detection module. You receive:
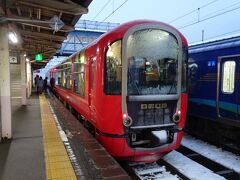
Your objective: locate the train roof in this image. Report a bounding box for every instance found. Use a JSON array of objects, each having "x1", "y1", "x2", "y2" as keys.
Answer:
[
  {"x1": 189, "y1": 34, "x2": 240, "y2": 54},
  {"x1": 54, "y1": 20, "x2": 188, "y2": 67},
  {"x1": 85, "y1": 20, "x2": 188, "y2": 48}
]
